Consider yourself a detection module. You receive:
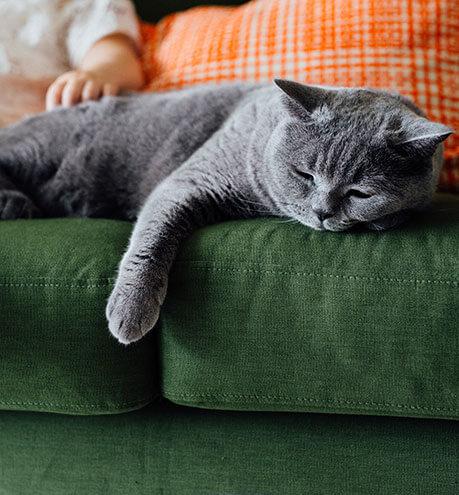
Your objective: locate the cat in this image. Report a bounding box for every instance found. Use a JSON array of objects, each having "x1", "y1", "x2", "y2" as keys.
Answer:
[{"x1": 0, "y1": 79, "x2": 452, "y2": 344}]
